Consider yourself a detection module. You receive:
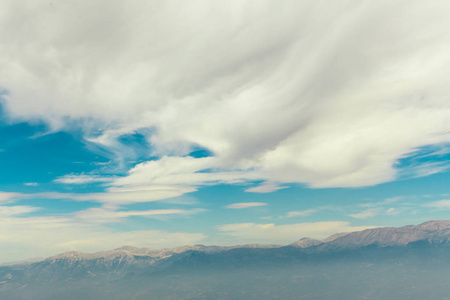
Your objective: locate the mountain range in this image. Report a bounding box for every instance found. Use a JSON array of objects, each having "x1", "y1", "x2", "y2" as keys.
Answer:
[{"x1": 1, "y1": 220, "x2": 450, "y2": 300}]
